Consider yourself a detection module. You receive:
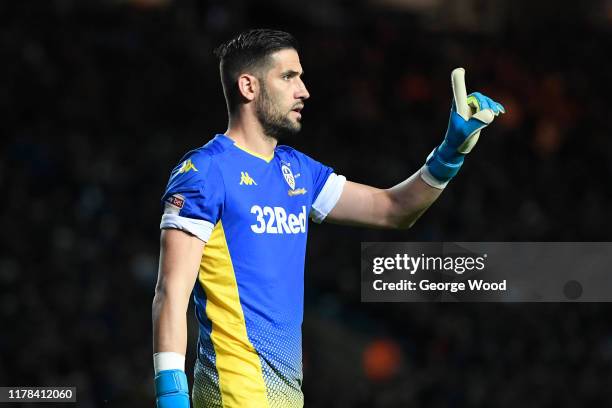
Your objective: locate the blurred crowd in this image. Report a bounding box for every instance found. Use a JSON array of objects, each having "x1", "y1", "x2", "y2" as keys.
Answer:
[{"x1": 1, "y1": 0, "x2": 611, "y2": 406}]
